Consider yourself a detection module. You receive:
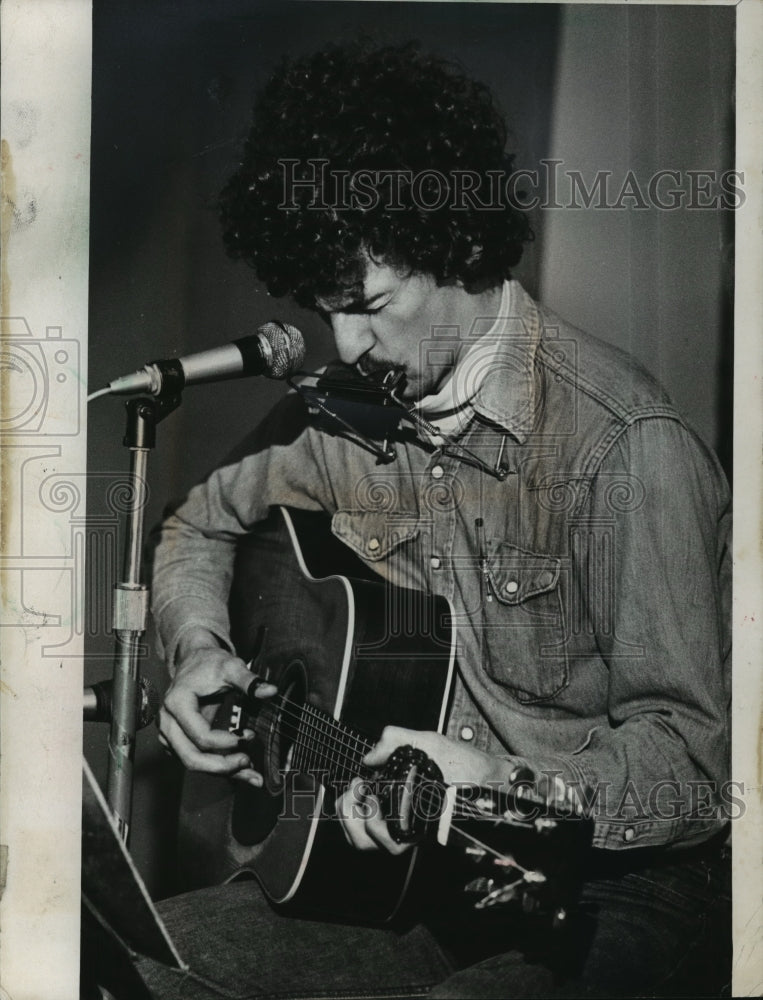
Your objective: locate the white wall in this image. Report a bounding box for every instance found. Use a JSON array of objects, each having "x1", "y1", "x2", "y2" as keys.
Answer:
[{"x1": 540, "y1": 5, "x2": 734, "y2": 463}]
